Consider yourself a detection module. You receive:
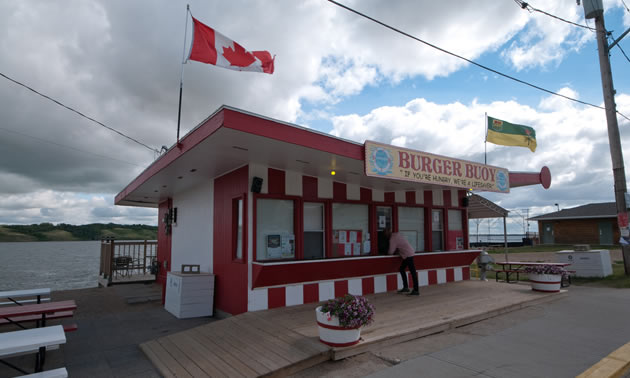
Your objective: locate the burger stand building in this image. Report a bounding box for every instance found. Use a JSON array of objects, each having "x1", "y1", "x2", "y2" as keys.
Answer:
[{"x1": 115, "y1": 106, "x2": 550, "y2": 316}]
